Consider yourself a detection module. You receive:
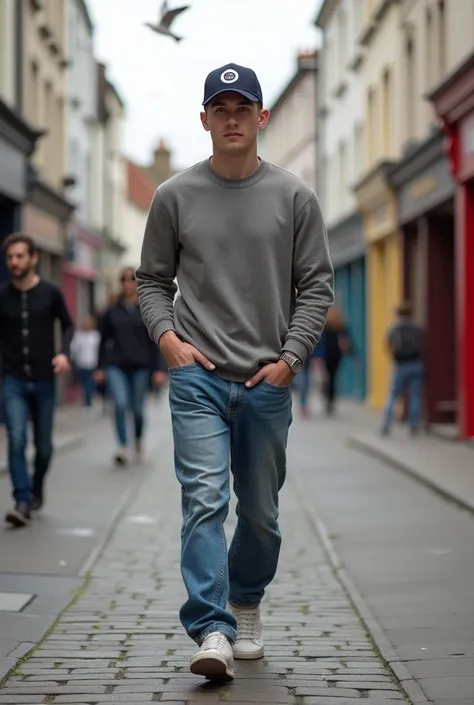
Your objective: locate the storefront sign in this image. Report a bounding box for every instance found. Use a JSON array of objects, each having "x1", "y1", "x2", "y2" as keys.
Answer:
[
  {"x1": 0, "y1": 136, "x2": 26, "y2": 202},
  {"x1": 460, "y1": 113, "x2": 474, "y2": 180},
  {"x1": 397, "y1": 158, "x2": 454, "y2": 225},
  {"x1": 24, "y1": 205, "x2": 64, "y2": 254}
]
